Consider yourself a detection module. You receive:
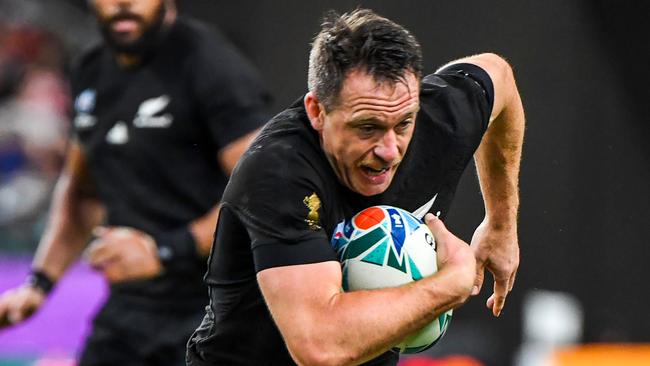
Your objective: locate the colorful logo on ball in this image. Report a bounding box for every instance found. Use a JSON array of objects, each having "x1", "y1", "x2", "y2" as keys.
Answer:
[{"x1": 331, "y1": 206, "x2": 426, "y2": 282}]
